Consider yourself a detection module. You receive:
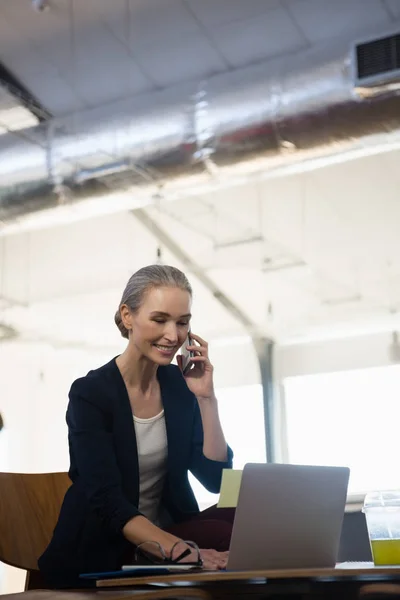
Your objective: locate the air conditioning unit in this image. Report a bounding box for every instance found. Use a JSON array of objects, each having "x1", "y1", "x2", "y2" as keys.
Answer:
[{"x1": 353, "y1": 31, "x2": 400, "y2": 90}]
